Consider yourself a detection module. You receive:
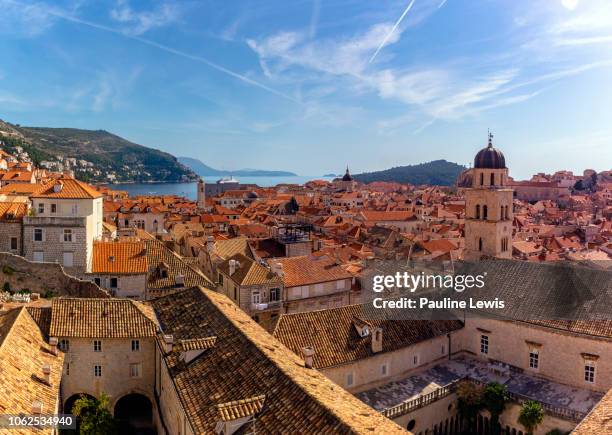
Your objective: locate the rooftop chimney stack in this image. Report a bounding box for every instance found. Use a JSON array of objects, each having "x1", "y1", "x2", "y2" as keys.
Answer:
[
  {"x1": 229, "y1": 259, "x2": 239, "y2": 276},
  {"x1": 42, "y1": 364, "x2": 51, "y2": 385},
  {"x1": 371, "y1": 327, "x2": 383, "y2": 353},
  {"x1": 302, "y1": 346, "x2": 315, "y2": 369},
  {"x1": 163, "y1": 334, "x2": 174, "y2": 353},
  {"x1": 49, "y1": 337, "x2": 58, "y2": 356},
  {"x1": 271, "y1": 262, "x2": 284, "y2": 278},
  {"x1": 32, "y1": 400, "x2": 44, "y2": 414}
]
